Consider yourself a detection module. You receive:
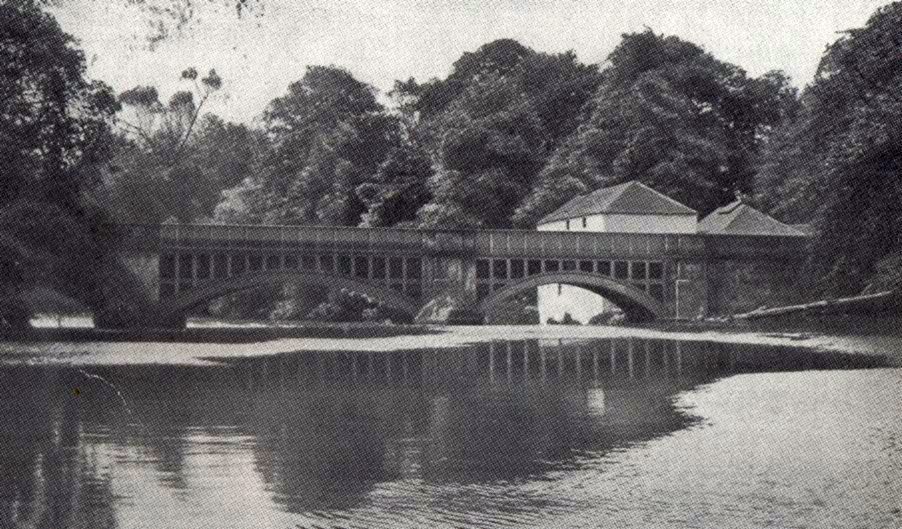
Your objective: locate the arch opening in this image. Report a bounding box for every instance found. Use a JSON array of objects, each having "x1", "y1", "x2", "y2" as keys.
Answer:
[
  {"x1": 479, "y1": 272, "x2": 665, "y2": 324},
  {"x1": 155, "y1": 271, "x2": 420, "y2": 323}
]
